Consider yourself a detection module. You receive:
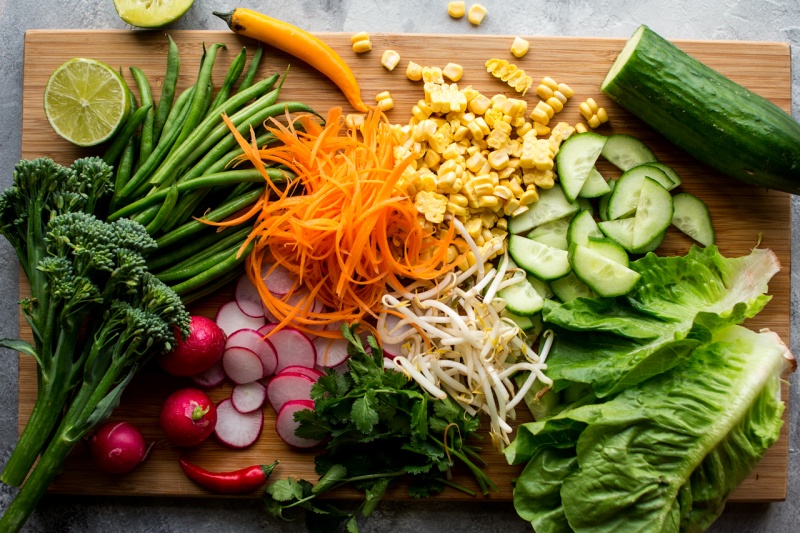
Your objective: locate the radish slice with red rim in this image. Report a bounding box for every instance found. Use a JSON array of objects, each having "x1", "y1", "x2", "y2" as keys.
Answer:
[
  {"x1": 278, "y1": 365, "x2": 324, "y2": 380},
  {"x1": 215, "y1": 398, "x2": 263, "y2": 449},
  {"x1": 189, "y1": 360, "x2": 226, "y2": 388},
  {"x1": 267, "y1": 372, "x2": 316, "y2": 413},
  {"x1": 222, "y1": 346, "x2": 265, "y2": 384},
  {"x1": 260, "y1": 262, "x2": 296, "y2": 296},
  {"x1": 226, "y1": 329, "x2": 278, "y2": 376},
  {"x1": 234, "y1": 276, "x2": 264, "y2": 318},
  {"x1": 276, "y1": 400, "x2": 323, "y2": 449},
  {"x1": 259, "y1": 324, "x2": 317, "y2": 372},
  {"x1": 215, "y1": 301, "x2": 266, "y2": 337},
  {"x1": 313, "y1": 337, "x2": 351, "y2": 368},
  {"x1": 231, "y1": 382, "x2": 267, "y2": 414}
]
